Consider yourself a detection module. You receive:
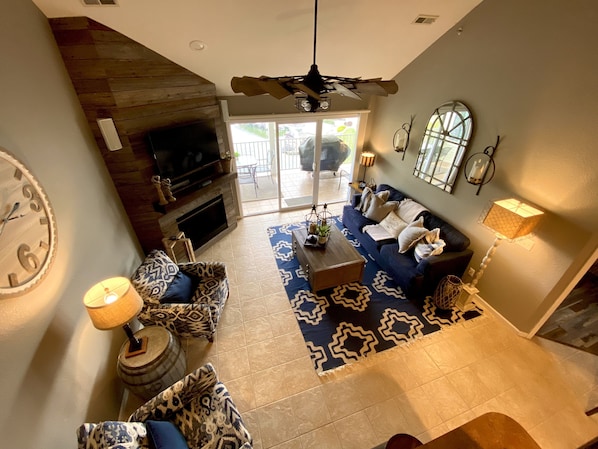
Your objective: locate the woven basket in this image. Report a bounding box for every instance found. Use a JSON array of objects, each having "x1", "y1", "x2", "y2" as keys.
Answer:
[{"x1": 433, "y1": 275, "x2": 463, "y2": 310}]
